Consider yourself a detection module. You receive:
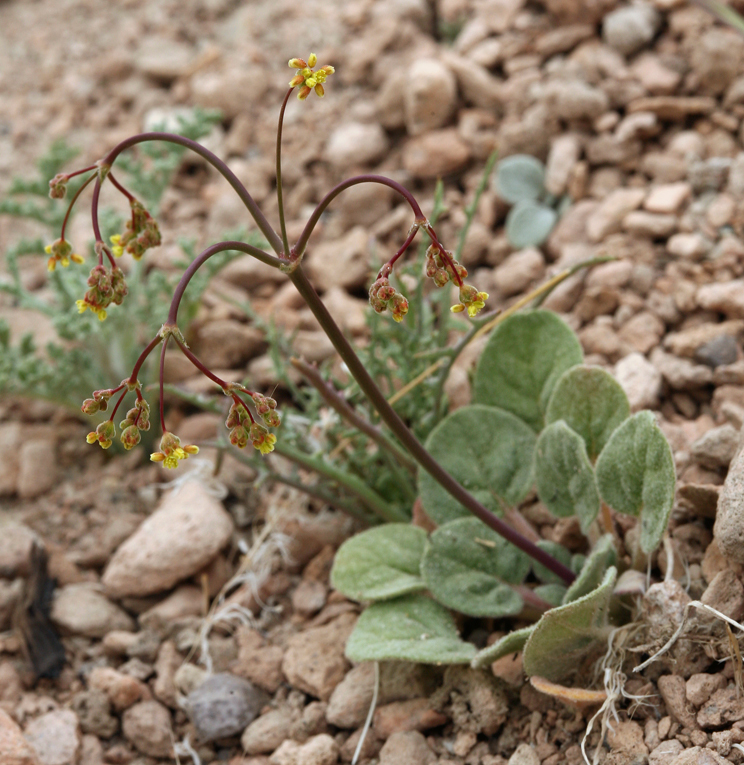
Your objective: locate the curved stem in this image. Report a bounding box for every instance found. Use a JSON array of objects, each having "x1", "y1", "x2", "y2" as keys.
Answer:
[
  {"x1": 60, "y1": 173, "x2": 96, "y2": 240},
  {"x1": 93, "y1": 132, "x2": 284, "y2": 255},
  {"x1": 167, "y1": 240, "x2": 286, "y2": 324},
  {"x1": 159, "y1": 336, "x2": 169, "y2": 433},
  {"x1": 129, "y1": 334, "x2": 163, "y2": 383},
  {"x1": 294, "y1": 175, "x2": 427, "y2": 259},
  {"x1": 289, "y1": 266, "x2": 575, "y2": 584},
  {"x1": 276, "y1": 88, "x2": 293, "y2": 259}
]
